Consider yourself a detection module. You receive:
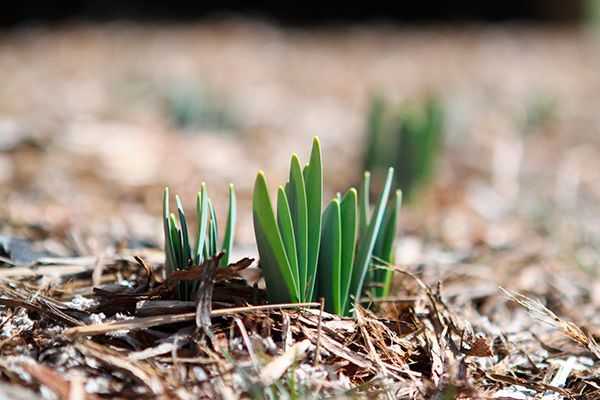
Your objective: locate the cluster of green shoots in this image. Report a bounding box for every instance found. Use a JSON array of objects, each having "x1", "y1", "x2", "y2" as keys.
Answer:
[
  {"x1": 163, "y1": 184, "x2": 236, "y2": 301},
  {"x1": 365, "y1": 94, "x2": 443, "y2": 199},
  {"x1": 167, "y1": 83, "x2": 238, "y2": 132},
  {"x1": 163, "y1": 137, "x2": 402, "y2": 316},
  {"x1": 253, "y1": 138, "x2": 401, "y2": 316}
]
